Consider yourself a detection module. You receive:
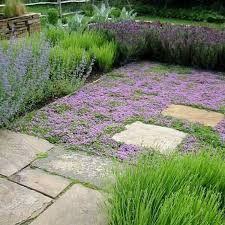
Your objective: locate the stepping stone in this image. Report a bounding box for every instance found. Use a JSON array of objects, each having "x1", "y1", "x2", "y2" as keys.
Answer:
[
  {"x1": 0, "y1": 178, "x2": 51, "y2": 225},
  {"x1": 11, "y1": 167, "x2": 71, "y2": 198},
  {"x1": 32, "y1": 146, "x2": 115, "y2": 188},
  {"x1": 30, "y1": 184, "x2": 106, "y2": 225},
  {"x1": 162, "y1": 104, "x2": 224, "y2": 127},
  {"x1": 0, "y1": 129, "x2": 54, "y2": 177},
  {"x1": 112, "y1": 121, "x2": 187, "y2": 153}
]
